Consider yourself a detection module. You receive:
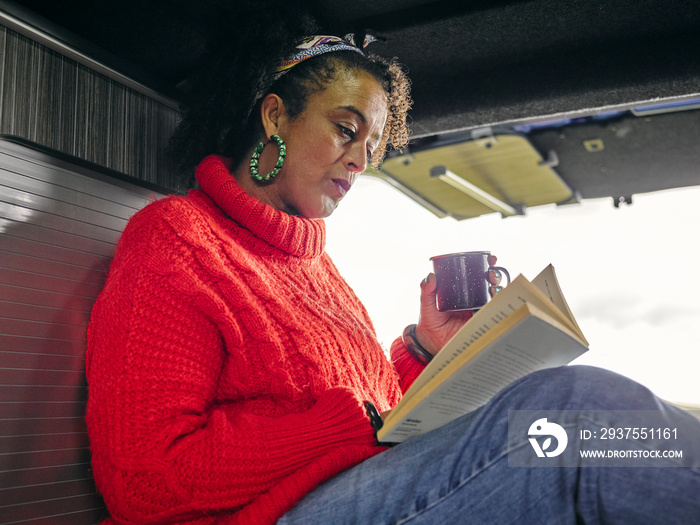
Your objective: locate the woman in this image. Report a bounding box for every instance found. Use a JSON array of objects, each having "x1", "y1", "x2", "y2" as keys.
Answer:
[{"x1": 86, "y1": 10, "x2": 700, "y2": 525}]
